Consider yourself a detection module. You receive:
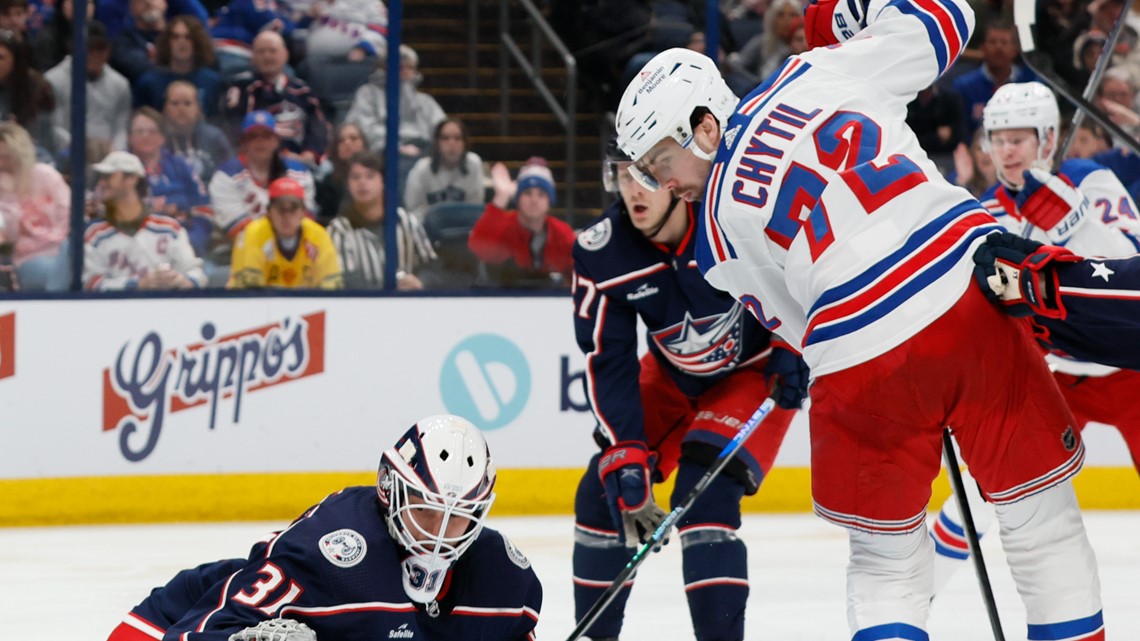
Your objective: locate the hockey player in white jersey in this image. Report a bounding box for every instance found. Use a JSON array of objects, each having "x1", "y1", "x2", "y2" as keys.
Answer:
[
  {"x1": 929, "y1": 81, "x2": 1140, "y2": 598},
  {"x1": 615, "y1": 0, "x2": 1105, "y2": 639},
  {"x1": 83, "y1": 151, "x2": 206, "y2": 290}
]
